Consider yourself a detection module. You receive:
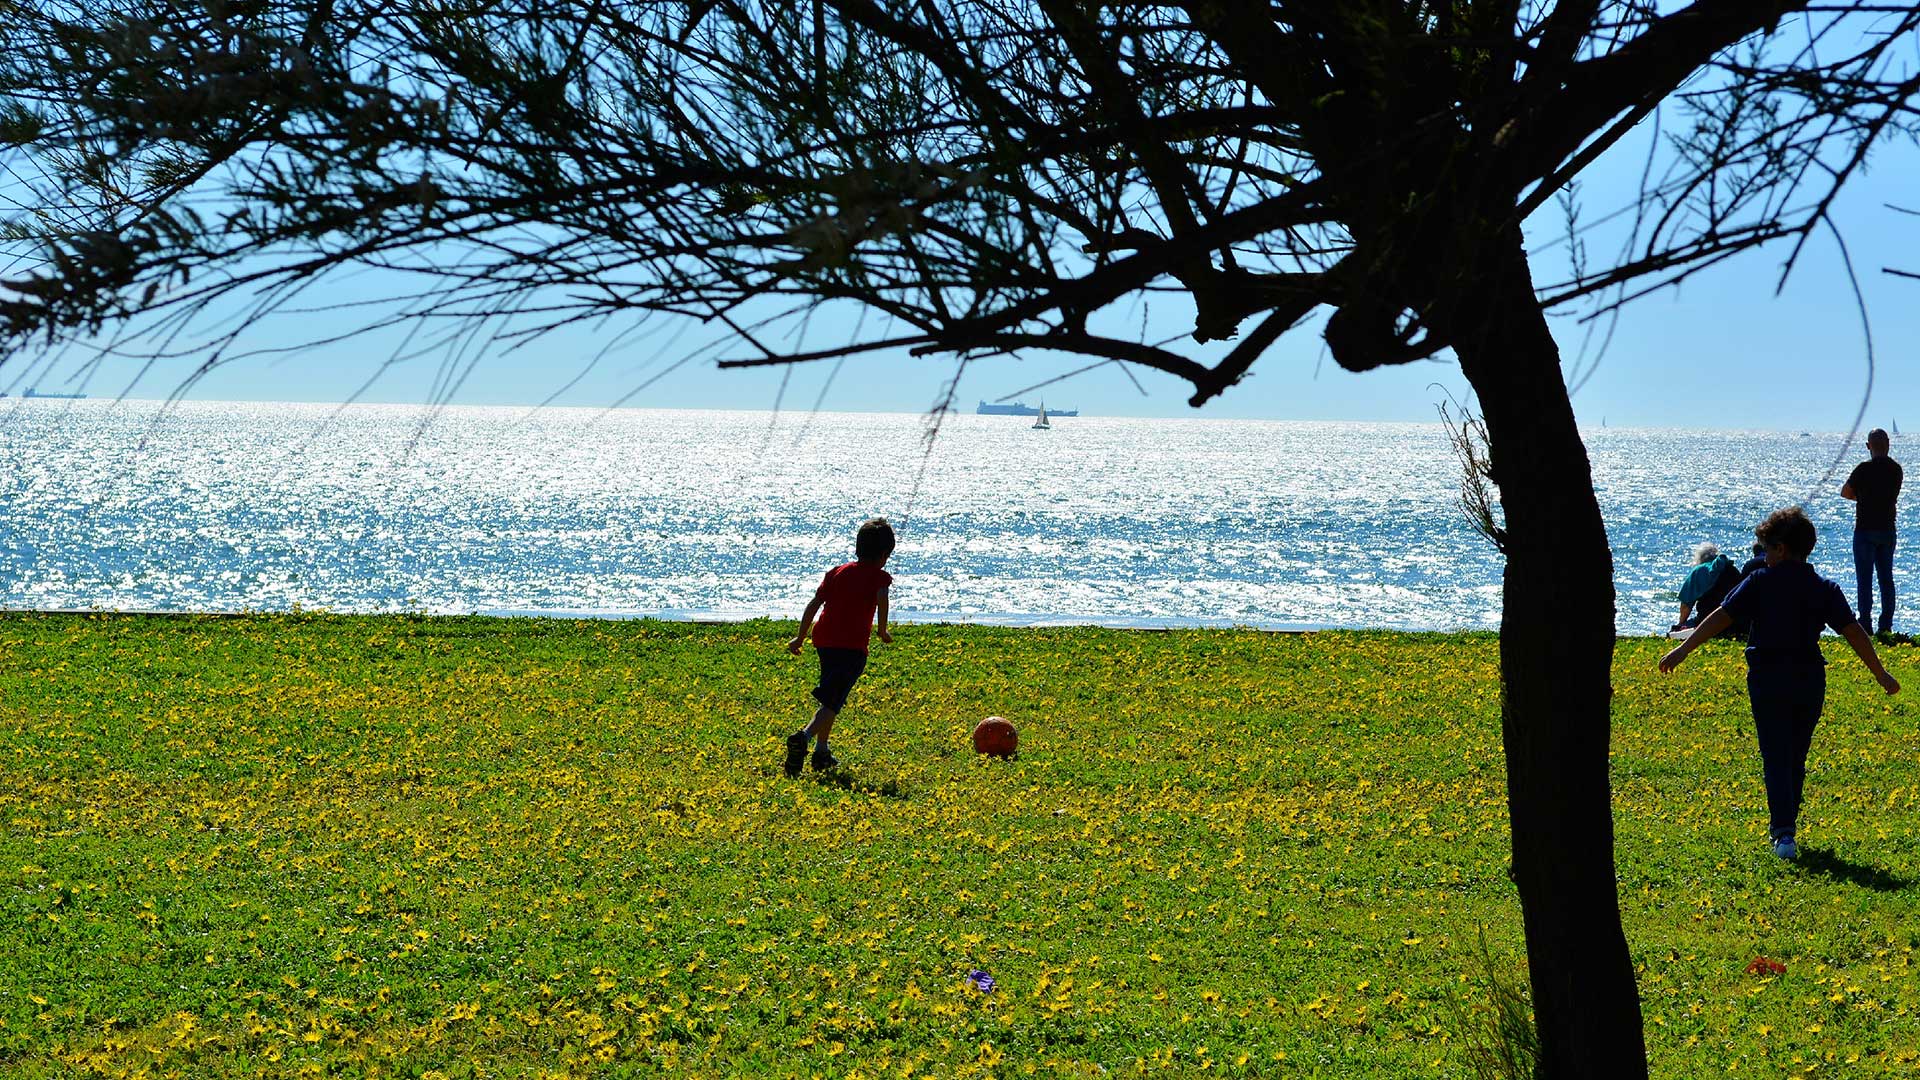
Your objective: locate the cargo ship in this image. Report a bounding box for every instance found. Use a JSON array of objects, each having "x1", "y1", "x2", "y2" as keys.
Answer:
[
  {"x1": 977, "y1": 399, "x2": 1077, "y2": 417},
  {"x1": 20, "y1": 388, "x2": 88, "y2": 399}
]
